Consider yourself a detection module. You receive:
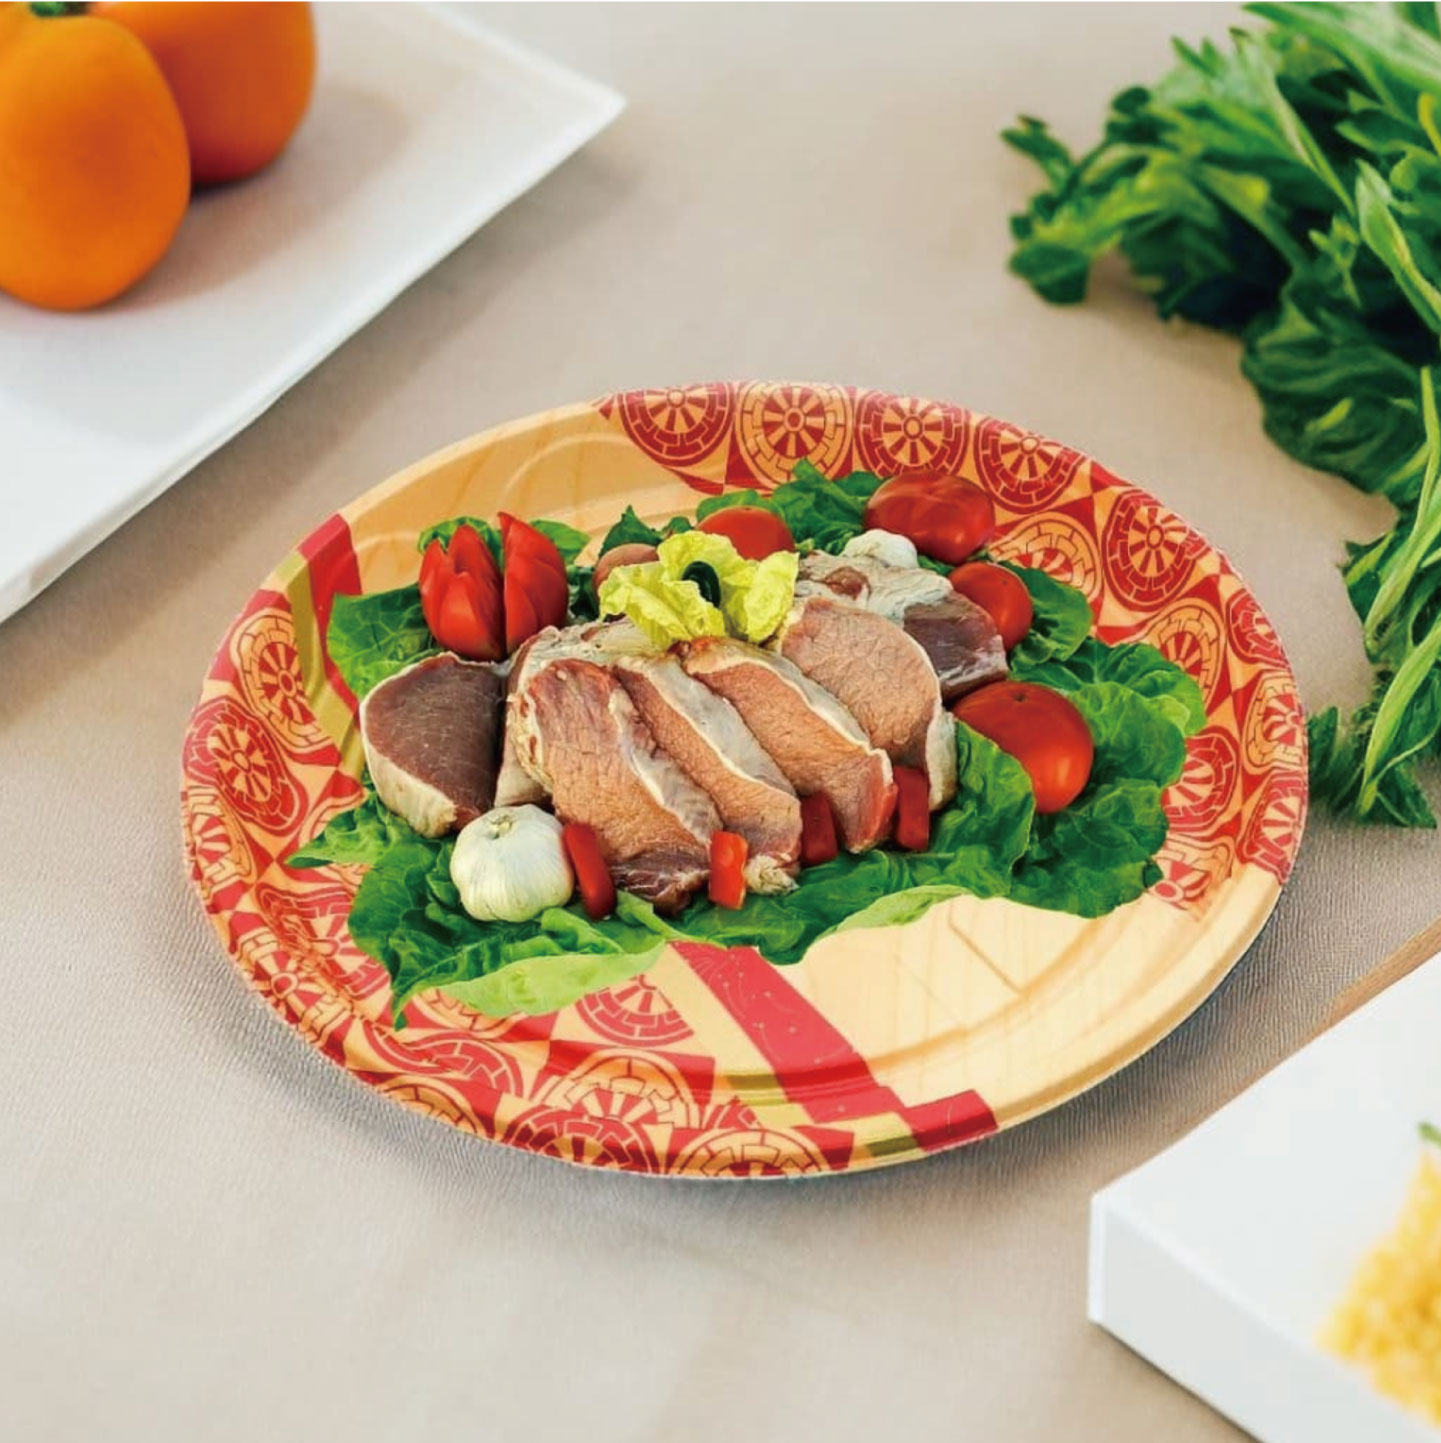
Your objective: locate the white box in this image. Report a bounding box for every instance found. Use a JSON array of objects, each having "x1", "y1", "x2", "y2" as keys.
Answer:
[{"x1": 1090, "y1": 953, "x2": 1441, "y2": 1442}]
